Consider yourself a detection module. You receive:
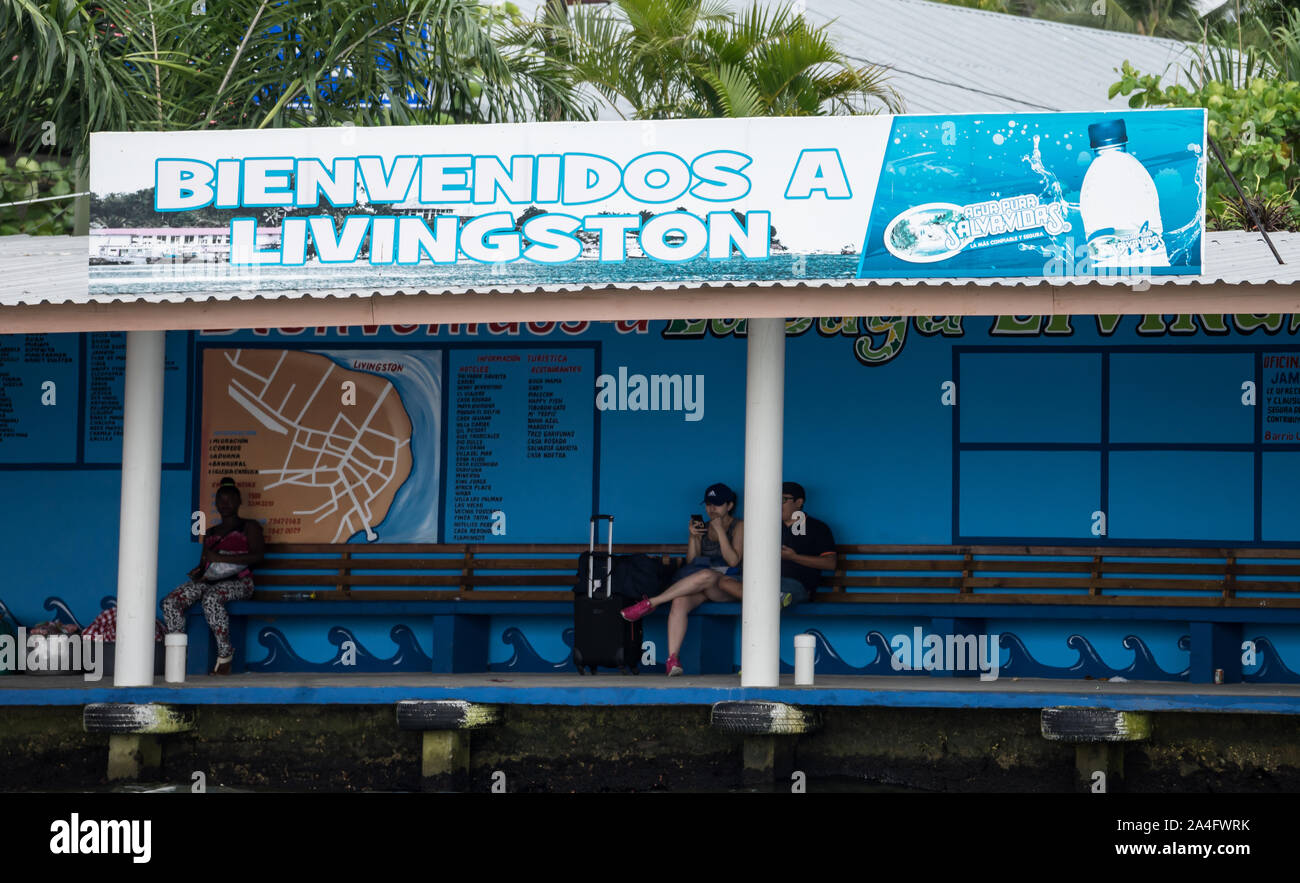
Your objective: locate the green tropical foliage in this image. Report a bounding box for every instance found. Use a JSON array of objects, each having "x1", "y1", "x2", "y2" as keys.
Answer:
[
  {"x1": 0, "y1": 0, "x2": 590, "y2": 157},
  {"x1": 1186, "y1": 4, "x2": 1300, "y2": 85},
  {"x1": 1112, "y1": 61, "x2": 1299, "y2": 230},
  {"x1": 0, "y1": 156, "x2": 75, "y2": 235},
  {"x1": 1106, "y1": 0, "x2": 1300, "y2": 230},
  {"x1": 1202, "y1": 0, "x2": 1297, "y2": 52},
  {"x1": 0, "y1": 0, "x2": 594, "y2": 233},
  {"x1": 696, "y1": 4, "x2": 903, "y2": 116},
  {"x1": 530, "y1": 0, "x2": 902, "y2": 119},
  {"x1": 1075, "y1": 0, "x2": 1206, "y2": 38},
  {"x1": 2, "y1": 0, "x2": 900, "y2": 234},
  {"x1": 190, "y1": 1, "x2": 591, "y2": 130}
]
